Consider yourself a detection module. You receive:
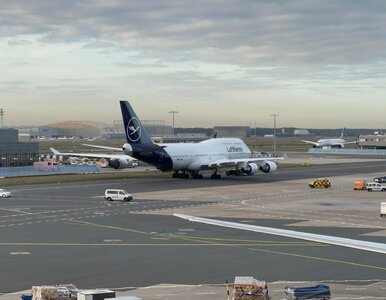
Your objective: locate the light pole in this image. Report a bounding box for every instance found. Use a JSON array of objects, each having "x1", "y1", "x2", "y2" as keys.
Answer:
[
  {"x1": 0, "y1": 109, "x2": 4, "y2": 128},
  {"x1": 169, "y1": 110, "x2": 179, "y2": 136},
  {"x1": 271, "y1": 114, "x2": 279, "y2": 156}
]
